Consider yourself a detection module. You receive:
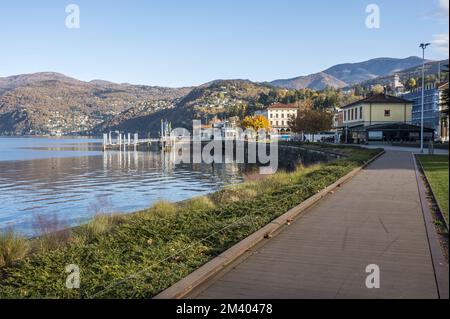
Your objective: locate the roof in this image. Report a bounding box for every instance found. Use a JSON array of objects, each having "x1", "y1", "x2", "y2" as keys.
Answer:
[
  {"x1": 438, "y1": 82, "x2": 449, "y2": 90},
  {"x1": 267, "y1": 103, "x2": 298, "y2": 110},
  {"x1": 342, "y1": 94, "x2": 412, "y2": 109}
]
